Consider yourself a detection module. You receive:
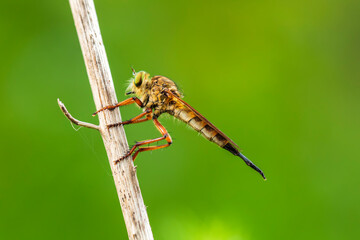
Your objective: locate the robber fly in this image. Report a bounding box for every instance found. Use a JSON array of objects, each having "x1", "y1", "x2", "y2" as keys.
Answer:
[{"x1": 93, "y1": 70, "x2": 266, "y2": 179}]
